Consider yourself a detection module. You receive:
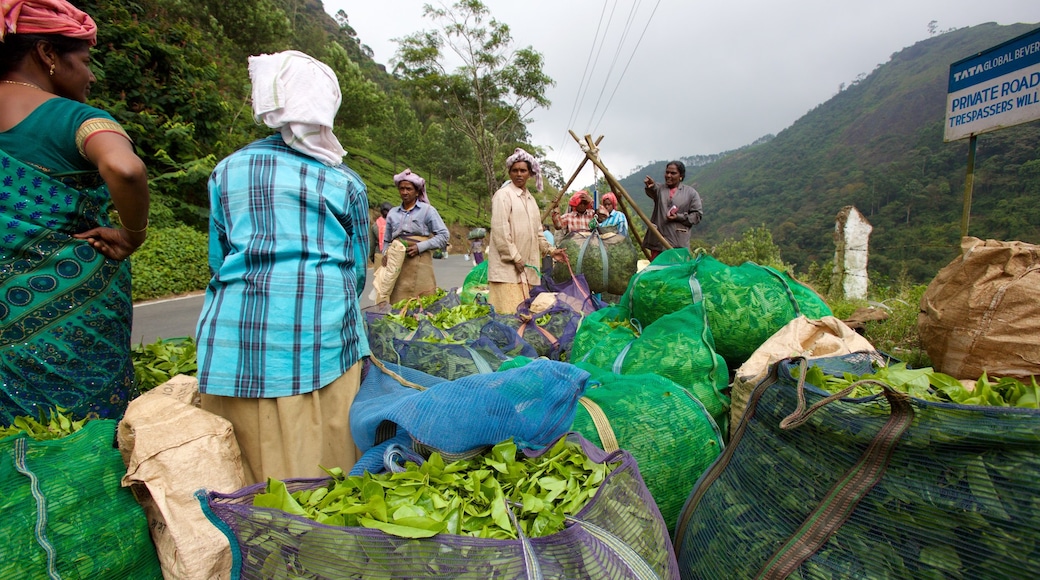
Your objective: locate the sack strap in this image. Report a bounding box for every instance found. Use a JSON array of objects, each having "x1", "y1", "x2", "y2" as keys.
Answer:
[
  {"x1": 14, "y1": 438, "x2": 61, "y2": 580},
  {"x1": 578, "y1": 396, "x2": 619, "y2": 453},
  {"x1": 755, "y1": 358, "x2": 914, "y2": 579},
  {"x1": 517, "y1": 318, "x2": 561, "y2": 349},
  {"x1": 560, "y1": 253, "x2": 596, "y2": 310}
]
